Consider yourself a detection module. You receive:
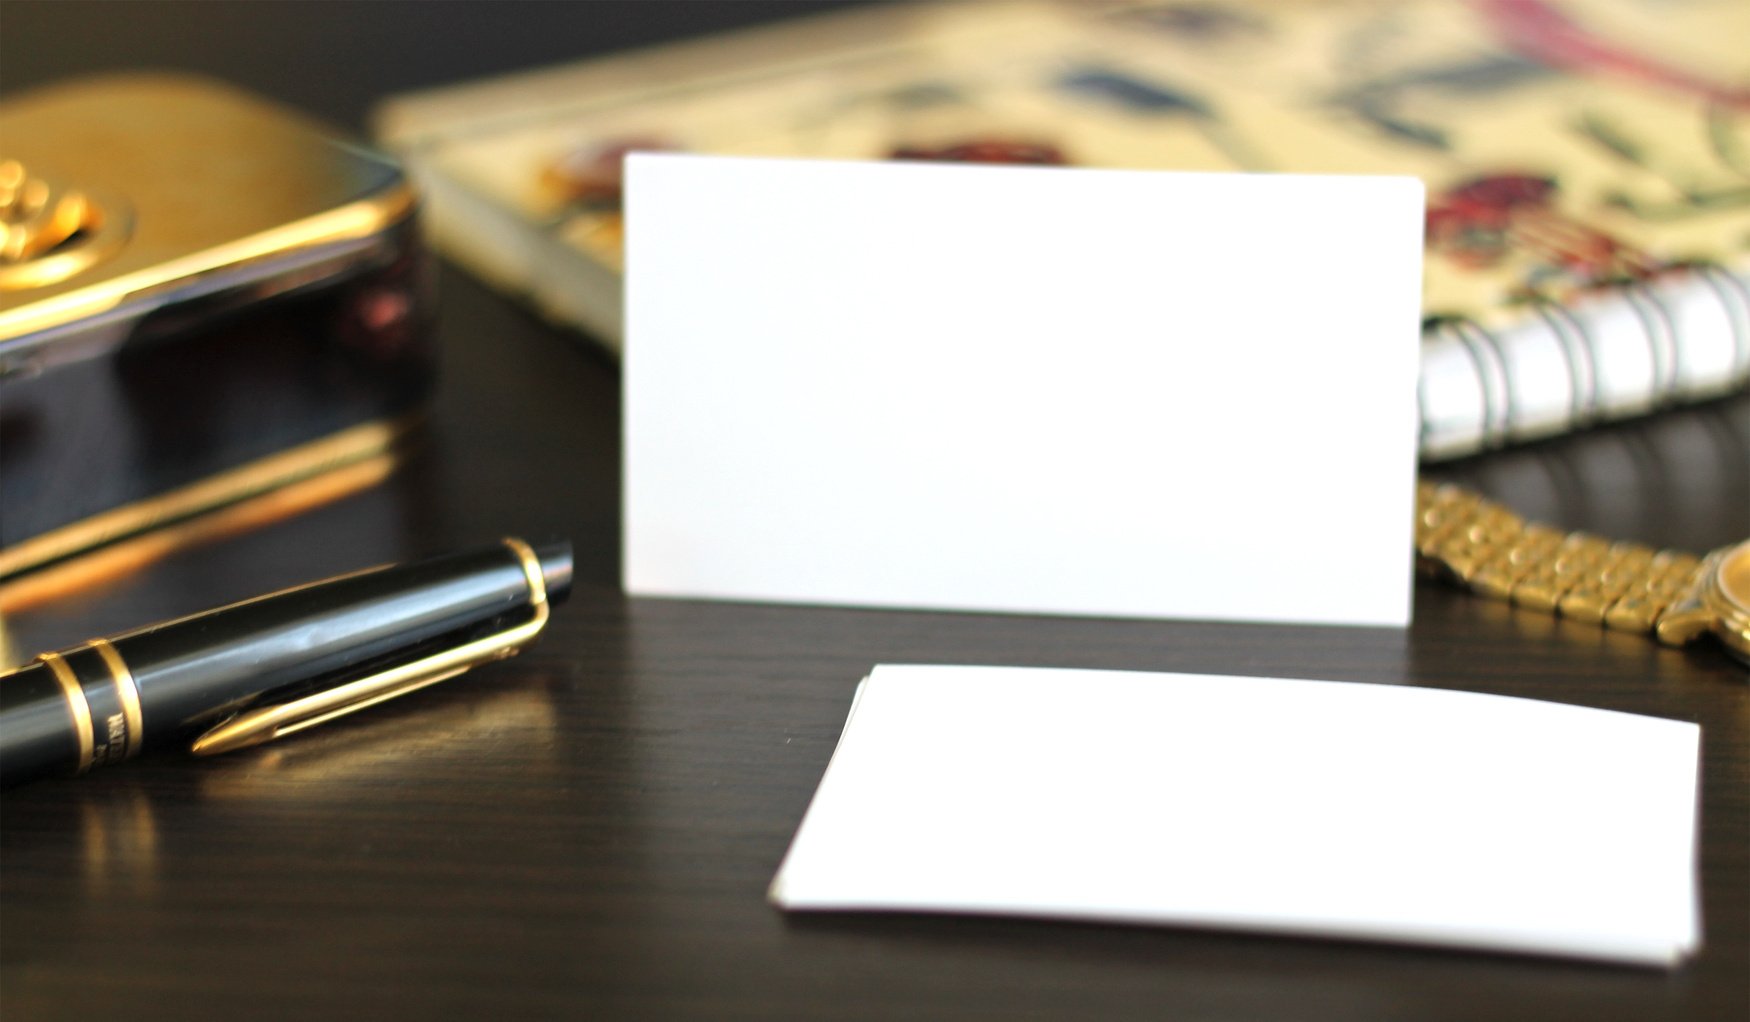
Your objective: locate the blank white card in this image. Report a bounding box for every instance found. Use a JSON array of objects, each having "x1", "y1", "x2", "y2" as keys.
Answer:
[
  {"x1": 624, "y1": 155, "x2": 1425, "y2": 626},
  {"x1": 771, "y1": 666, "x2": 1702, "y2": 967}
]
